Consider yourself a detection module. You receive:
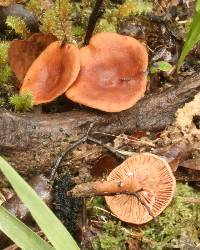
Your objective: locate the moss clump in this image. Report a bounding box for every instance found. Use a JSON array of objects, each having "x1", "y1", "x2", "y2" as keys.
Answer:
[
  {"x1": 40, "y1": 0, "x2": 72, "y2": 41},
  {"x1": 87, "y1": 196, "x2": 106, "y2": 217},
  {"x1": 143, "y1": 183, "x2": 200, "y2": 249},
  {"x1": 91, "y1": 221, "x2": 128, "y2": 250},
  {"x1": 9, "y1": 92, "x2": 33, "y2": 112},
  {"x1": 0, "y1": 42, "x2": 10, "y2": 65},
  {"x1": 118, "y1": 0, "x2": 153, "y2": 18},
  {"x1": 6, "y1": 16, "x2": 30, "y2": 38},
  {"x1": 0, "y1": 41, "x2": 14, "y2": 106},
  {"x1": 0, "y1": 64, "x2": 12, "y2": 84},
  {"x1": 0, "y1": 42, "x2": 11, "y2": 84}
]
